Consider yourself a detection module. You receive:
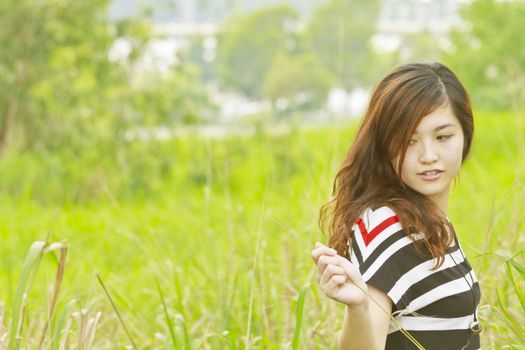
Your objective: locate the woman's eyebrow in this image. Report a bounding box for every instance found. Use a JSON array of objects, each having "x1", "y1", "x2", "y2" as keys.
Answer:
[
  {"x1": 434, "y1": 123, "x2": 456, "y2": 132},
  {"x1": 414, "y1": 123, "x2": 456, "y2": 134}
]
